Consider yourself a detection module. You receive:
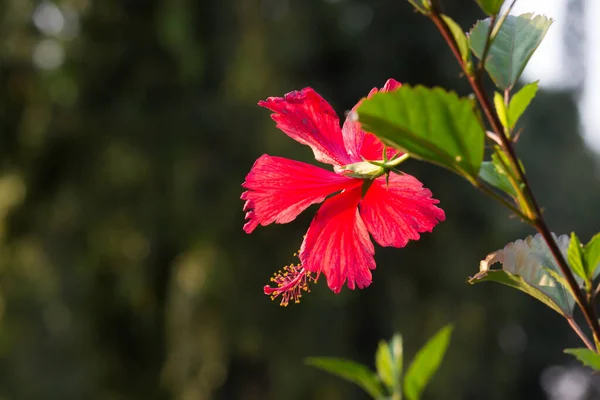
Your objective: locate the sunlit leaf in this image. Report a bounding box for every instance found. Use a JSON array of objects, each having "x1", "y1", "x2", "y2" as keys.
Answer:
[
  {"x1": 441, "y1": 15, "x2": 470, "y2": 64},
  {"x1": 493, "y1": 91, "x2": 508, "y2": 129},
  {"x1": 404, "y1": 325, "x2": 453, "y2": 400},
  {"x1": 305, "y1": 357, "x2": 384, "y2": 399},
  {"x1": 469, "y1": 233, "x2": 578, "y2": 317},
  {"x1": 475, "y1": 0, "x2": 504, "y2": 15},
  {"x1": 376, "y1": 340, "x2": 395, "y2": 390},
  {"x1": 357, "y1": 85, "x2": 485, "y2": 184},
  {"x1": 567, "y1": 232, "x2": 588, "y2": 286},
  {"x1": 584, "y1": 232, "x2": 600, "y2": 280},
  {"x1": 508, "y1": 81, "x2": 538, "y2": 129},
  {"x1": 469, "y1": 14, "x2": 553, "y2": 90},
  {"x1": 564, "y1": 348, "x2": 600, "y2": 371}
]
